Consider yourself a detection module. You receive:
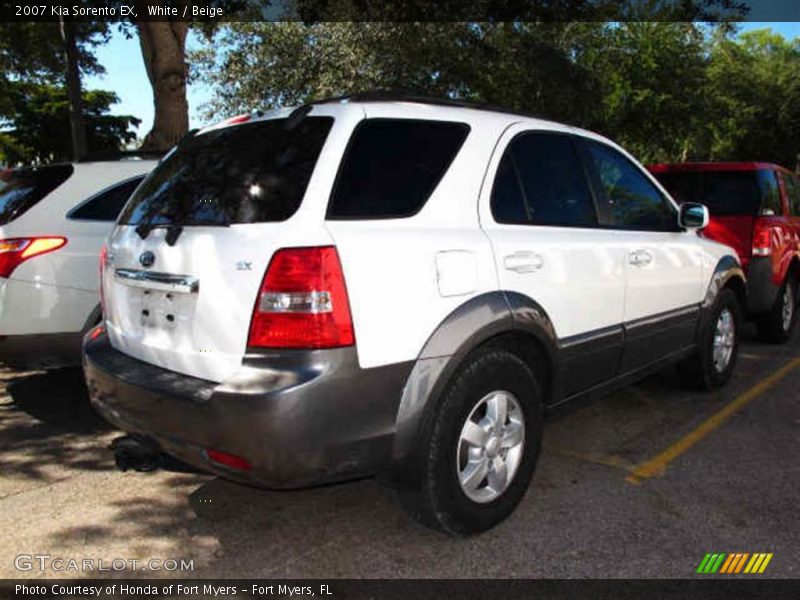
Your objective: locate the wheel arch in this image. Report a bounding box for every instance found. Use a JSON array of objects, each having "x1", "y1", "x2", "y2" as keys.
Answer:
[
  {"x1": 787, "y1": 256, "x2": 800, "y2": 282},
  {"x1": 704, "y1": 255, "x2": 746, "y2": 310},
  {"x1": 699, "y1": 255, "x2": 747, "y2": 337},
  {"x1": 388, "y1": 291, "x2": 557, "y2": 488}
]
